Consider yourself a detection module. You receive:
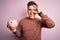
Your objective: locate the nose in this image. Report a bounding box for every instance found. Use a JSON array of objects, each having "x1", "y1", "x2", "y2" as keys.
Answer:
[
  {"x1": 30, "y1": 10, "x2": 34, "y2": 14},
  {"x1": 30, "y1": 11, "x2": 34, "y2": 15}
]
